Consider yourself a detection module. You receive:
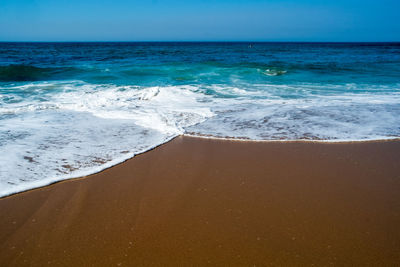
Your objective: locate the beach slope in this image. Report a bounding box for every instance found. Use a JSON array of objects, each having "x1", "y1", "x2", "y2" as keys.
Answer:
[{"x1": 0, "y1": 136, "x2": 400, "y2": 266}]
